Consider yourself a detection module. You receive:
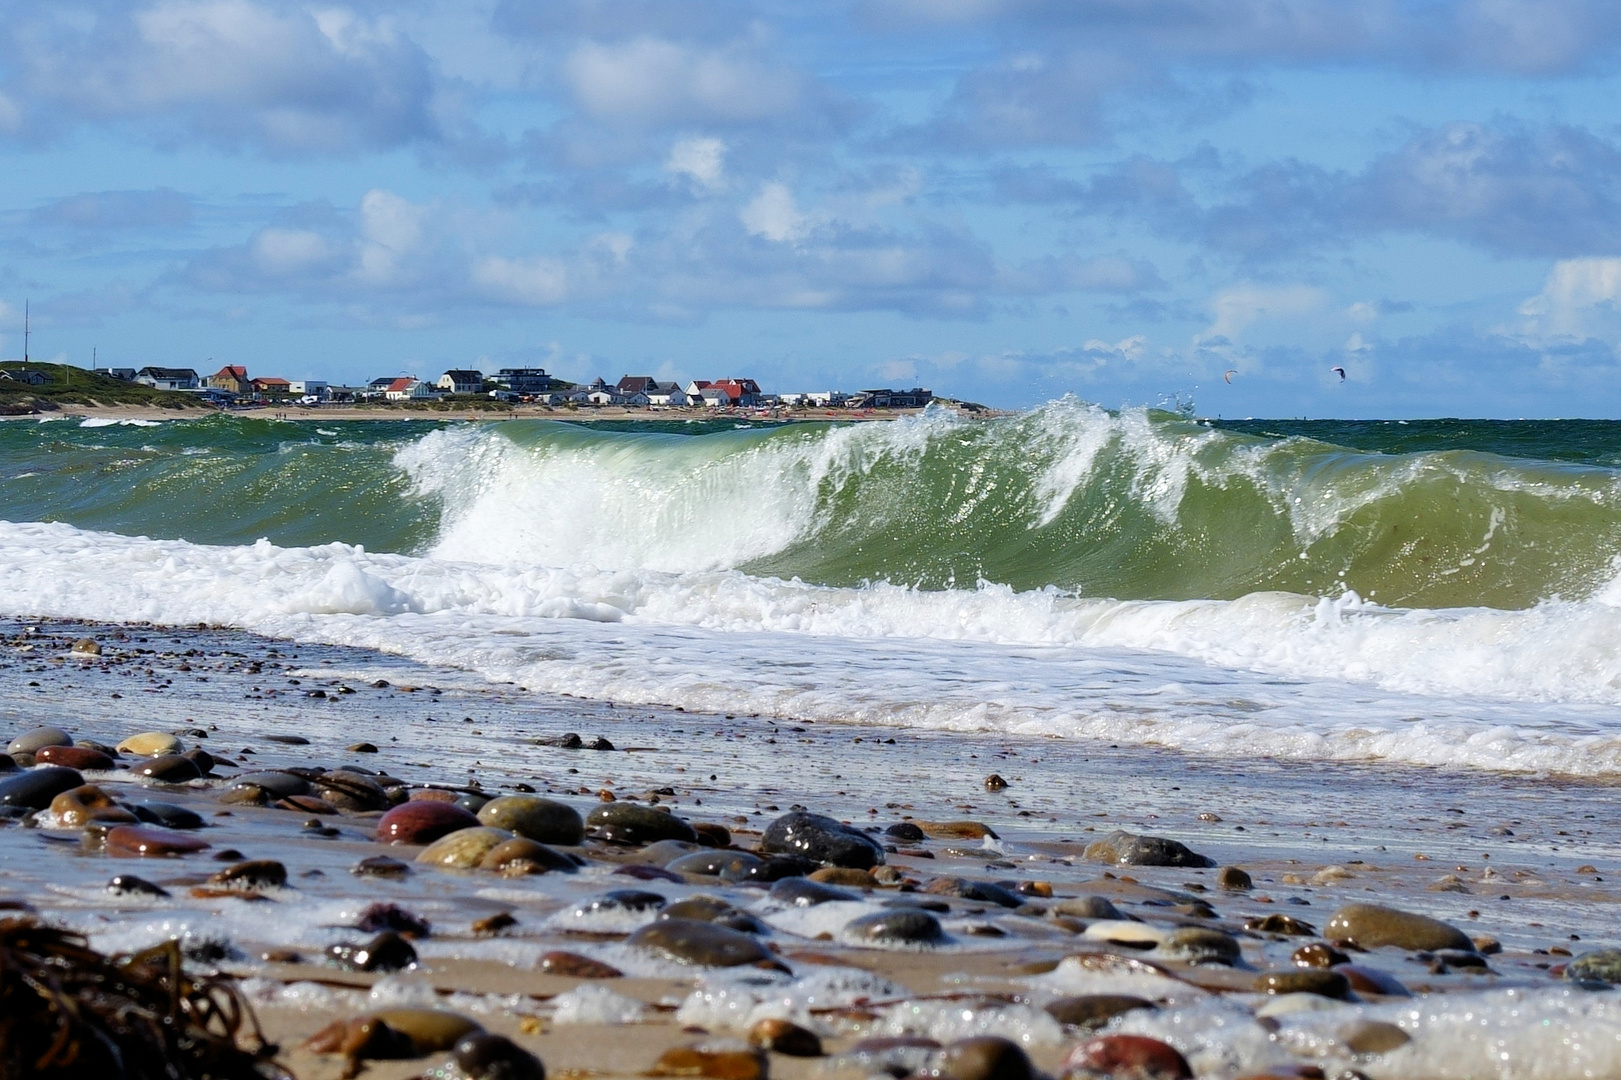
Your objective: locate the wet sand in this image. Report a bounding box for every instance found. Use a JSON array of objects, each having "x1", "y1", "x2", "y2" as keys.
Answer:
[{"x1": 3, "y1": 616, "x2": 1619, "y2": 1079}]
